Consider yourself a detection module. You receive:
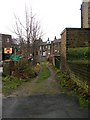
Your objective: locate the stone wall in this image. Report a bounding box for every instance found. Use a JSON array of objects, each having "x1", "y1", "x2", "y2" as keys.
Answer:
[{"x1": 66, "y1": 28, "x2": 90, "y2": 48}]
